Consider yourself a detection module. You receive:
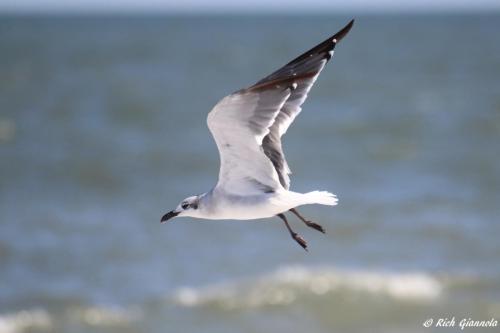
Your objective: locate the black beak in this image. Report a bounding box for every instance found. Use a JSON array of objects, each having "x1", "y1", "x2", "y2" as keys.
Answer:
[{"x1": 161, "y1": 210, "x2": 179, "y2": 223}]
